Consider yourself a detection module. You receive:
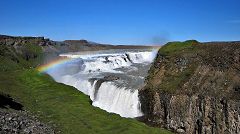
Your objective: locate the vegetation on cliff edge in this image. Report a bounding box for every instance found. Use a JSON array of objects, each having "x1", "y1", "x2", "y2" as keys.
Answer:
[{"x1": 146, "y1": 40, "x2": 199, "y2": 93}]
